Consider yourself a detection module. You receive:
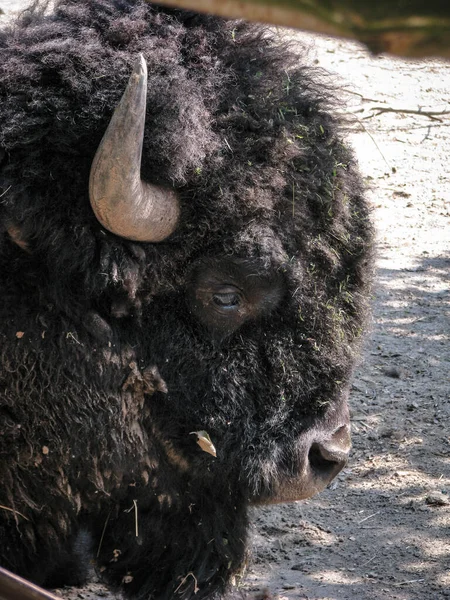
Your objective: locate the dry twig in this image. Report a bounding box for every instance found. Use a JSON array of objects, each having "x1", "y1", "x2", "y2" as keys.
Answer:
[
  {"x1": 367, "y1": 107, "x2": 450, "y2": 122},
  {"x1": 393, "y1": 578, "x2": 426, "y2": 587},
  {"x1": 174, "y1": 572, "x2": 199, "y2": 595},
  {"x1": 0, "y1": 504, "x2": 29, "y2": 522},
  {"x1": 358, "y1": 511, "x2": 381, "y2": 525},
  {"x1": 96, "y1": 511, "x2": 111, "y2": 558}
]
